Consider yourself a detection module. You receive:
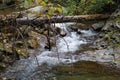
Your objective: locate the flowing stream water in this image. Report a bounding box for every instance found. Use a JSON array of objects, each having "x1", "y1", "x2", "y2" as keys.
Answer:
[{"x1": 0, "y1": 22, "x2": 99, "y2": 80}]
